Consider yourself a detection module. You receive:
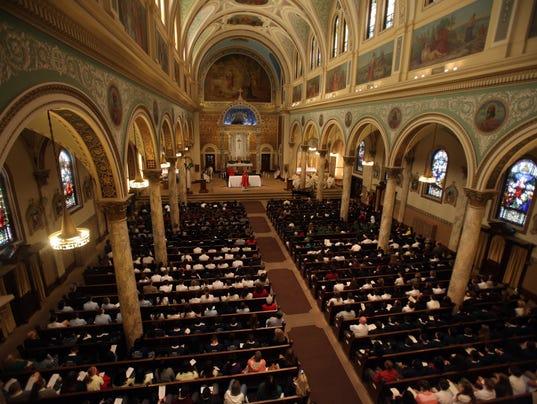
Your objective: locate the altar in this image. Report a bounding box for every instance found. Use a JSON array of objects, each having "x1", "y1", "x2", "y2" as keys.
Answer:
[
  {"x1": 228, "y1": 175, "x2": 262, "y2": 188},
  {"x1": 226, "y1": 163, "x2": 253, "y2": 169}
]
